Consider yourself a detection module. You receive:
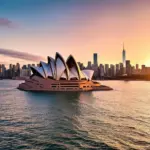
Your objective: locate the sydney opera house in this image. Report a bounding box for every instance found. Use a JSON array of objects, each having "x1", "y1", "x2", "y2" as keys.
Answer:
[{"x1": 18, "y1": 53, "x2": 112, "y2": 91}]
